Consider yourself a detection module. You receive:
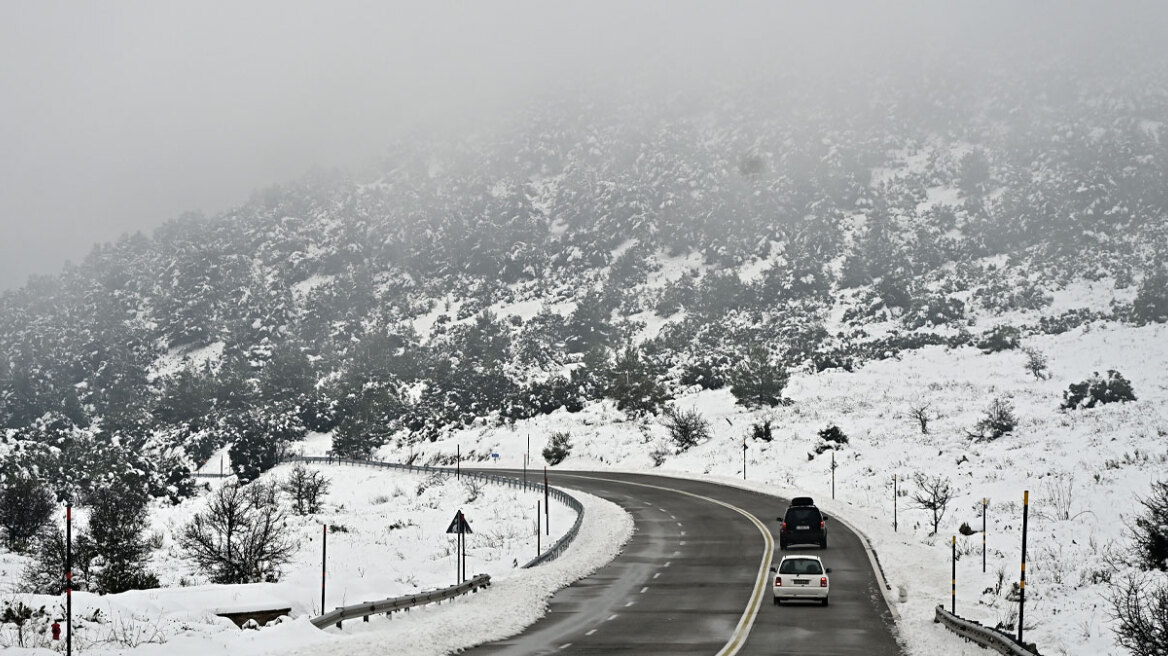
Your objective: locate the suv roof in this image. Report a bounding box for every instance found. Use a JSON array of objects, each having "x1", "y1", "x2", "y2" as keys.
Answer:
[{"x1": 790, "y1": 497, "x2": 816, "y2": 507}]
